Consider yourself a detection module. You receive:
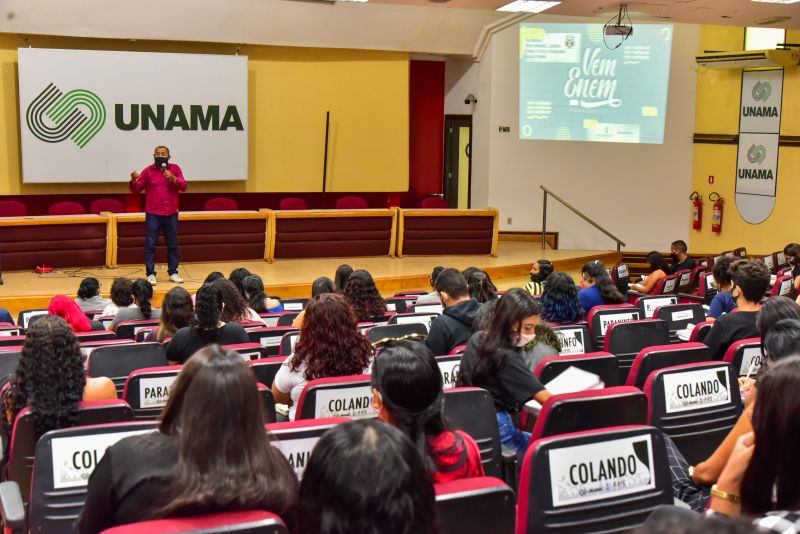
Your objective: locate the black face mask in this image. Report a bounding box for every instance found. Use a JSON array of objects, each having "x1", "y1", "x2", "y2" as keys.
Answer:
[
  {"x1": 530, "y1": 272, "x2": 538, "y2": 283},
  {"x1": 671, "y1": 253, "x2": 679, "y2": 263},
  {"x1": 154, "y1": 156, "x2": 169, "y2": 167}
]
